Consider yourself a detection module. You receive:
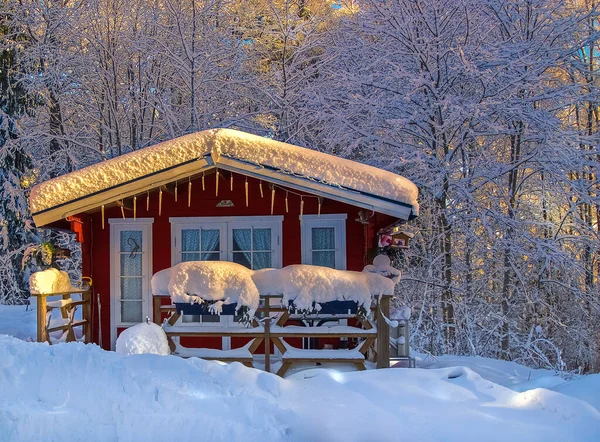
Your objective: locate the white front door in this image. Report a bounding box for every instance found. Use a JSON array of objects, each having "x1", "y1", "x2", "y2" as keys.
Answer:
[{"x1": 109, "y1": 218, "x2": 153, "y2": 349}]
